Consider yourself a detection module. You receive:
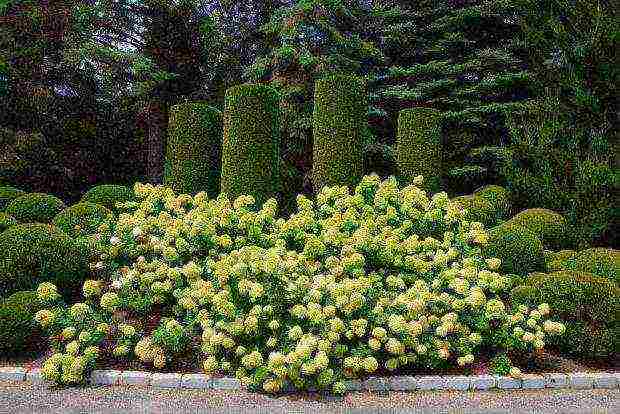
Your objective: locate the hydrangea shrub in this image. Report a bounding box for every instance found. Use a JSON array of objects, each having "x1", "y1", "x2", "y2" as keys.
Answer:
[{"x1": 34, "y1": 176, "x2": 565, "y2": 394}]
